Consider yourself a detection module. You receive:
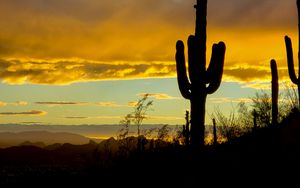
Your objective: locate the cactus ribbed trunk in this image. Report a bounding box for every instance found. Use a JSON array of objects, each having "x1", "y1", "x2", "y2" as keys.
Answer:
[
  {"x1": 175, "y1": 0, "x2": 226, "y2": 149},
  {"x1": 190, "y1": 93, "x2": 207, "y2": 147}
]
